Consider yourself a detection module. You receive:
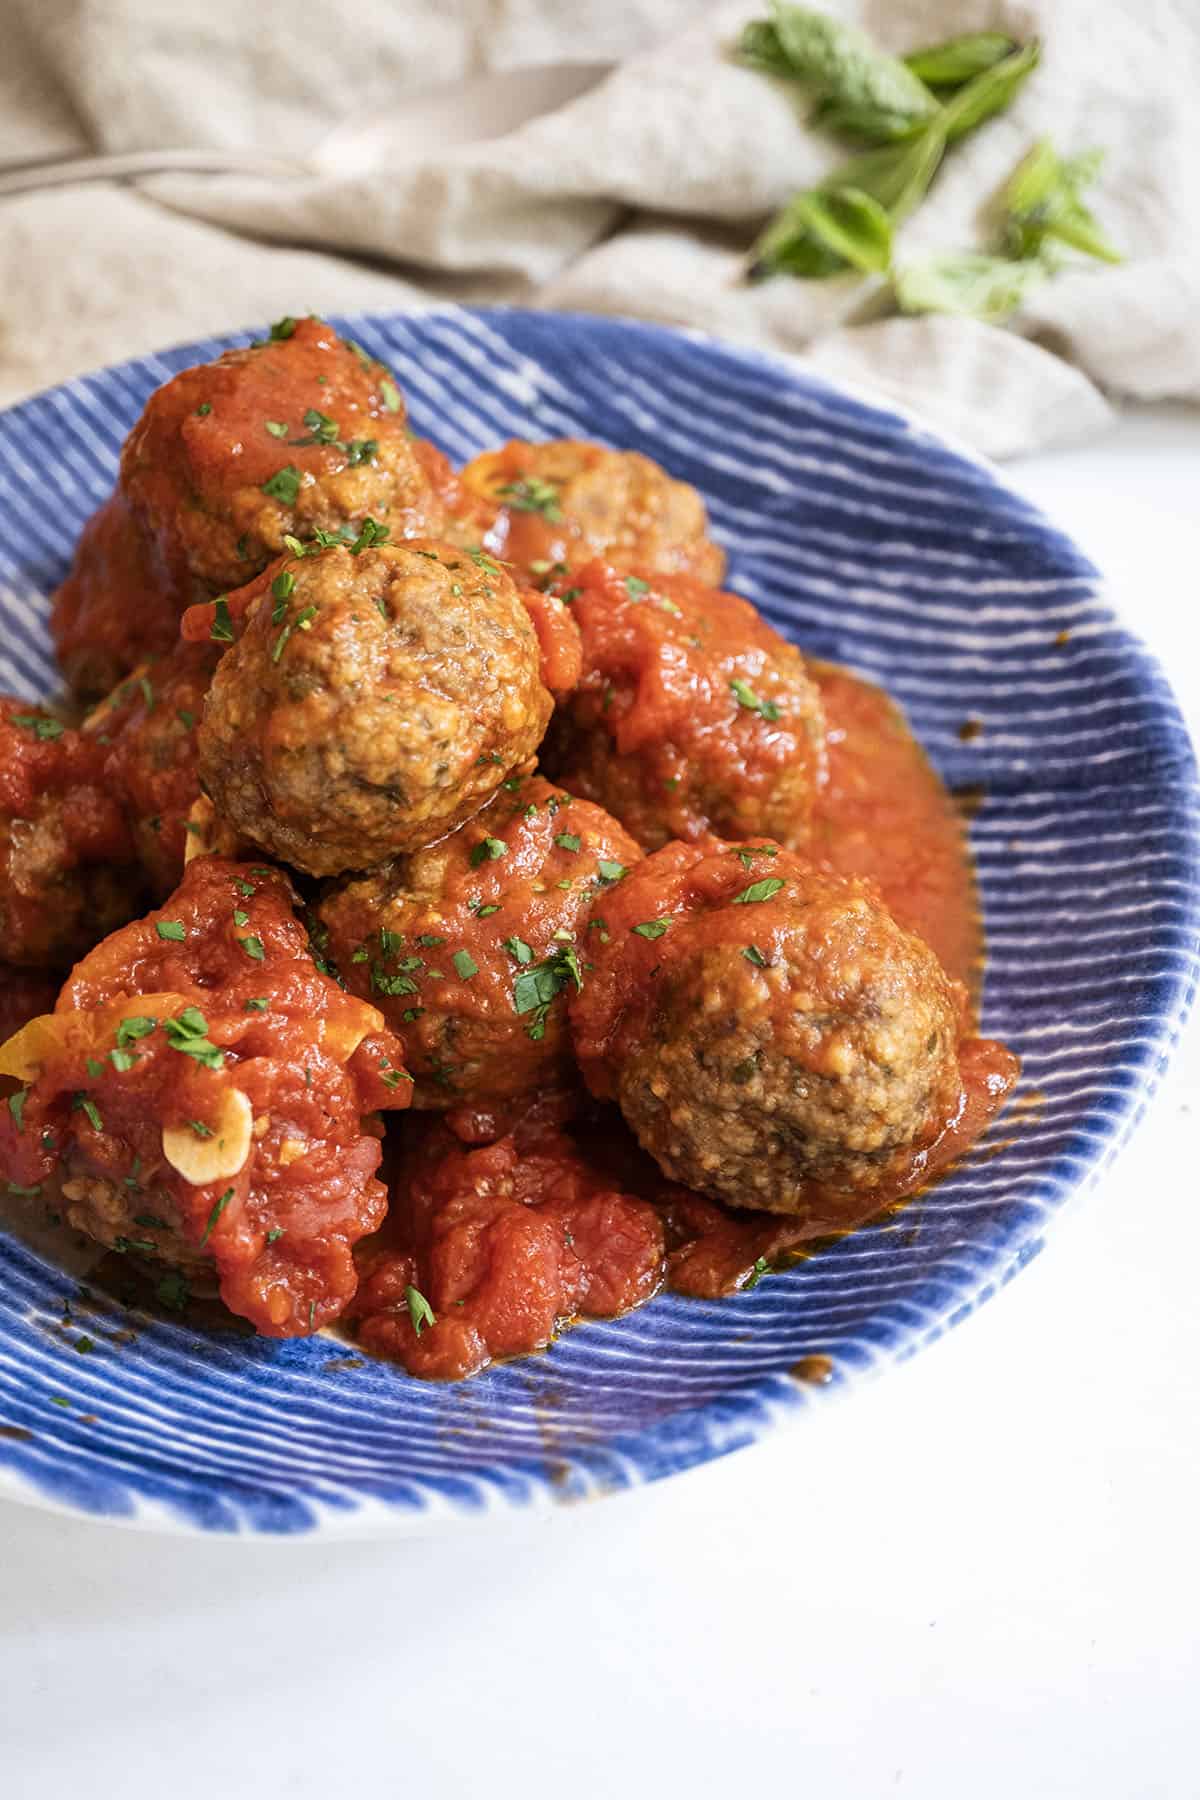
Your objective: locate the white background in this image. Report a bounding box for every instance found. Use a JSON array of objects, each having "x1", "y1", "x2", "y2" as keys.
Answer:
[{"x1": 1, "y1": 406, "x2": 1197, "y2": 1798}]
